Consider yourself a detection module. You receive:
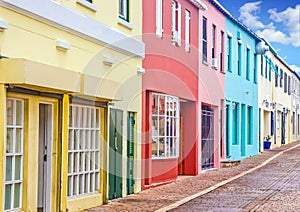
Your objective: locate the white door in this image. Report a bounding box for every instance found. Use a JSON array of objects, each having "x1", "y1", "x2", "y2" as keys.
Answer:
[{"x1": 38, "y1": 104, "x2": 53, "y2": 212}]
